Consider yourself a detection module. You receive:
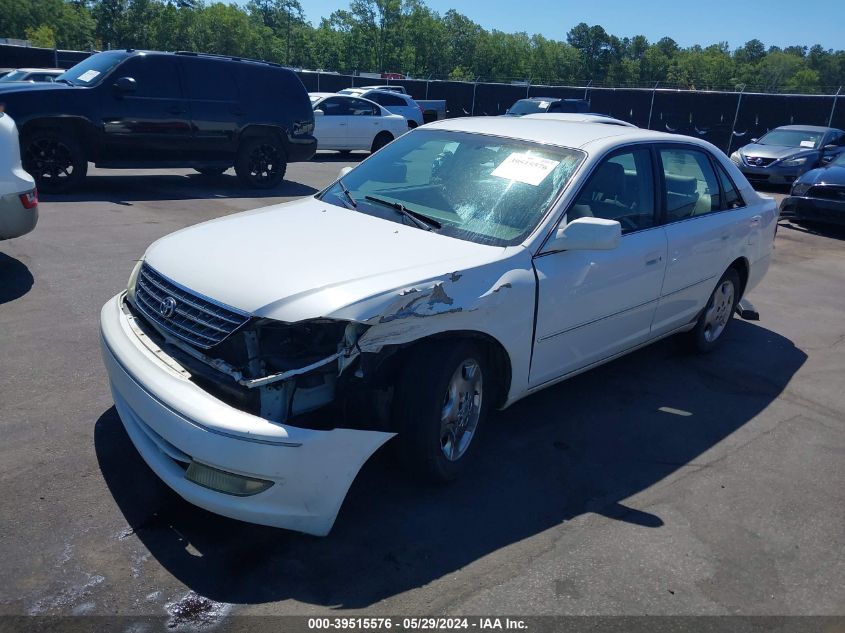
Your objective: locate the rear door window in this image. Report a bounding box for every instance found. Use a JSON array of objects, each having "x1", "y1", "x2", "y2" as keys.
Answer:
[
  {"x1": 181, "y1": 58, "x2": 238, "y2": 101},
  {"x1": 714, "y1": 162, "x2": 744, "y2": 209},
  {"x1": 659, "y1": 148, "x2": 721, "y2": 221},
  {"x1": 371, "y1": 92, "x2": 405, "y2": 107}
]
